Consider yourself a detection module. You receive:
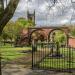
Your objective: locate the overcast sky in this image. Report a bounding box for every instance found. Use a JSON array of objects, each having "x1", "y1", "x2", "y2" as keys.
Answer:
[{"x1": 5, "y1": 0, "x2": 75, "y2": 27}]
